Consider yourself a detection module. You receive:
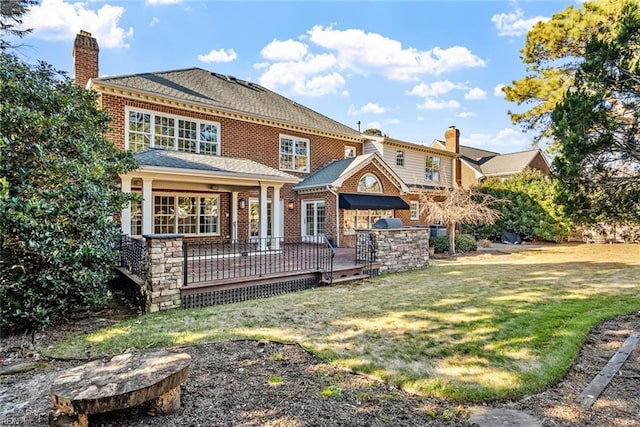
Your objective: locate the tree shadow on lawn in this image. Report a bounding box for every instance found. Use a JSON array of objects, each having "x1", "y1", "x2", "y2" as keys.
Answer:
[{"x1": 48, "y1": 258, "x2": 640, "y2": 403}]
